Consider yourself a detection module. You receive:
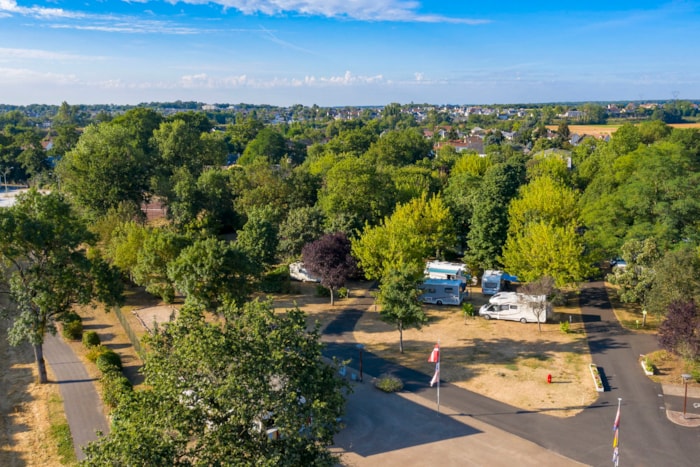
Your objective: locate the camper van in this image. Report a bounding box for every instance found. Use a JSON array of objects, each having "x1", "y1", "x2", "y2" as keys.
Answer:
[
  {"x1": 424, "y1": 261, "x2": 471, "y2": 285},
  {"x1": 419, "y1": 278, "x2": 467, "y2": 306},
  {"x1": 478, "y1": 293, "x2": 551, "y2": 323},
  {"x1": 289, "y1": 262, "x2": 320, "y2": 282},
  {"x1": 480, "y1": 270, "x2": 518, "y2": 295}
]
